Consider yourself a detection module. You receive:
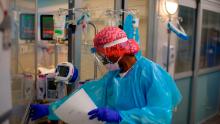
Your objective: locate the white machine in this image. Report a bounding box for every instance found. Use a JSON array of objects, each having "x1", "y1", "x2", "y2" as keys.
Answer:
[
  {"x1": 55, "y1": 62, "x2": 78, "y2": 84},
  {"x1": 37, "y1": 62, "x2": 78, "y2": 101},
  {"x1": 46, "y1": 73, "x2": 66, "y2": 101}
]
